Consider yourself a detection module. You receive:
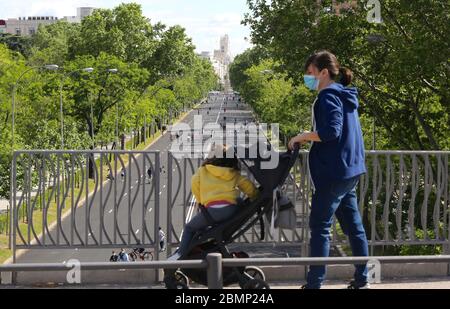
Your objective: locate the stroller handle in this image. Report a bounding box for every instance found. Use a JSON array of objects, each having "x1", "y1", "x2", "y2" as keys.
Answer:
[
  {"x1": 280, "y1": 143, "x2": 301, "y2": 184},
  {"x1": 288, "y1": 143, "x2": 301, "y2": 161}
]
